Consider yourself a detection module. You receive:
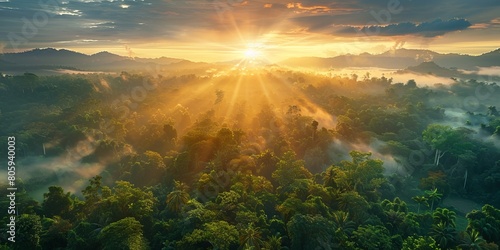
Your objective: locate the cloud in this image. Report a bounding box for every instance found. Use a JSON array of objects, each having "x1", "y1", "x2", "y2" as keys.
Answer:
[
  {"x1": 286, "y1": 2, "x2": 357, "y2": 14},
  {"x1": 471, "y1": 18, "x2": 500, "y2": 29},
  {"x1": 0, "y1": 0, "x2": 497, "y2": 58},
  {"x1": 336, "y1": 18, "x2": 472, "y2": 37}
]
